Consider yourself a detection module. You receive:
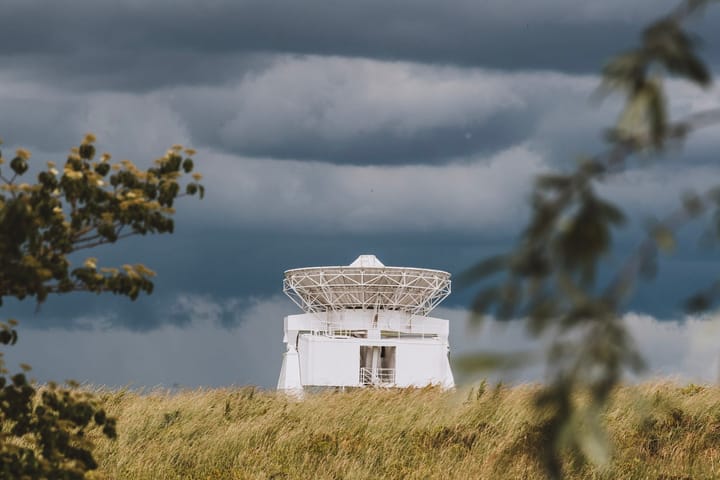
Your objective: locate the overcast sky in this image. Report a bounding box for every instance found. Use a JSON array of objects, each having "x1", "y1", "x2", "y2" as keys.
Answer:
[{"x1": 3, "y1": 0, "x2": 720, "y2": 389}]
